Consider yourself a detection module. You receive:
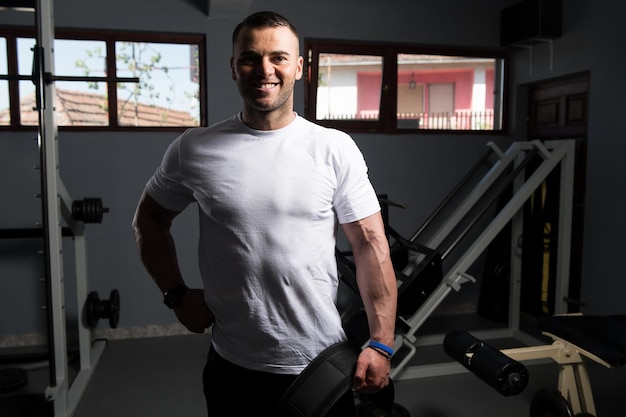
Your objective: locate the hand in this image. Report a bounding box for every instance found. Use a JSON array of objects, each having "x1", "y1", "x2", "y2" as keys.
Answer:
[
  {"x1": 173, "y1": 288, "x2": 215, "y2": 333},
  {"x1": 352, "y1": 347, "x2": 391, "y2": 393}
]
